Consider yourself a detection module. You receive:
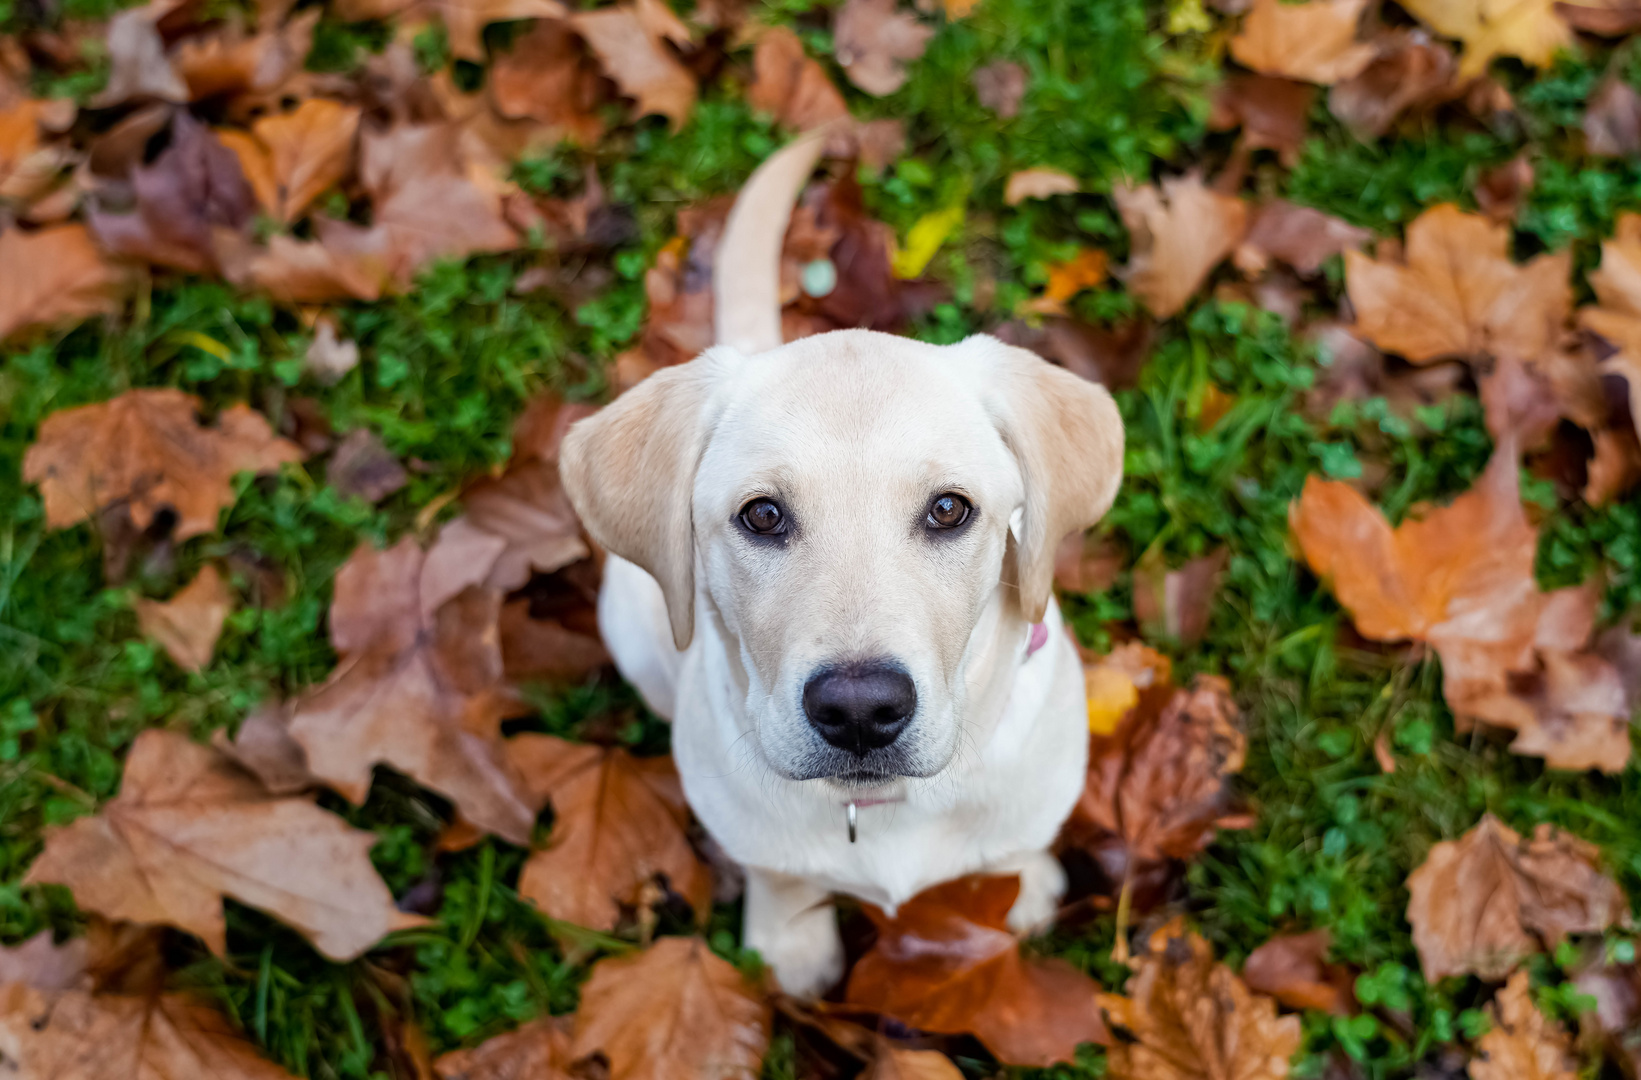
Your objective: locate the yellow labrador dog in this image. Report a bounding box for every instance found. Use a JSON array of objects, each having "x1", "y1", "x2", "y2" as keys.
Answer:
[{"x1": 560, "y1": 132, "x2": 1124, "y2": 997}]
